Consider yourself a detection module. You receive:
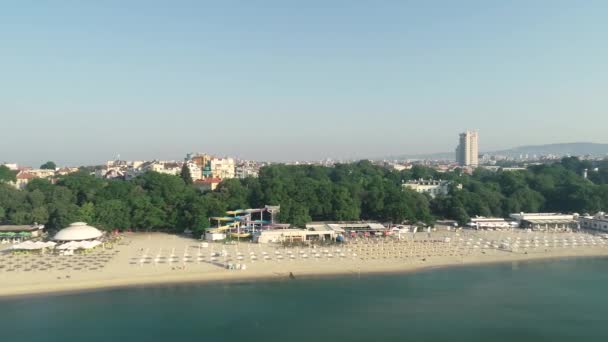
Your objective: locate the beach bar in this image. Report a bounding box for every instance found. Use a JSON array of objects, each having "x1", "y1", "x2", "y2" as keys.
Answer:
[
  {"x1": 306, "y1": 221, "x2": 387, "y2": 237},
  {"x1": 255, "y1": 228, "x2": 337, "y2": 244},
  {"x1": 509, "y1": 213, "x2": 579, "y2": 231},
  {"x1": 0, "y1": 224, "x2": 45, "y2": 241},
  {"x1": 579, "y1": 212, "x2": 608, "y2": 232}
]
